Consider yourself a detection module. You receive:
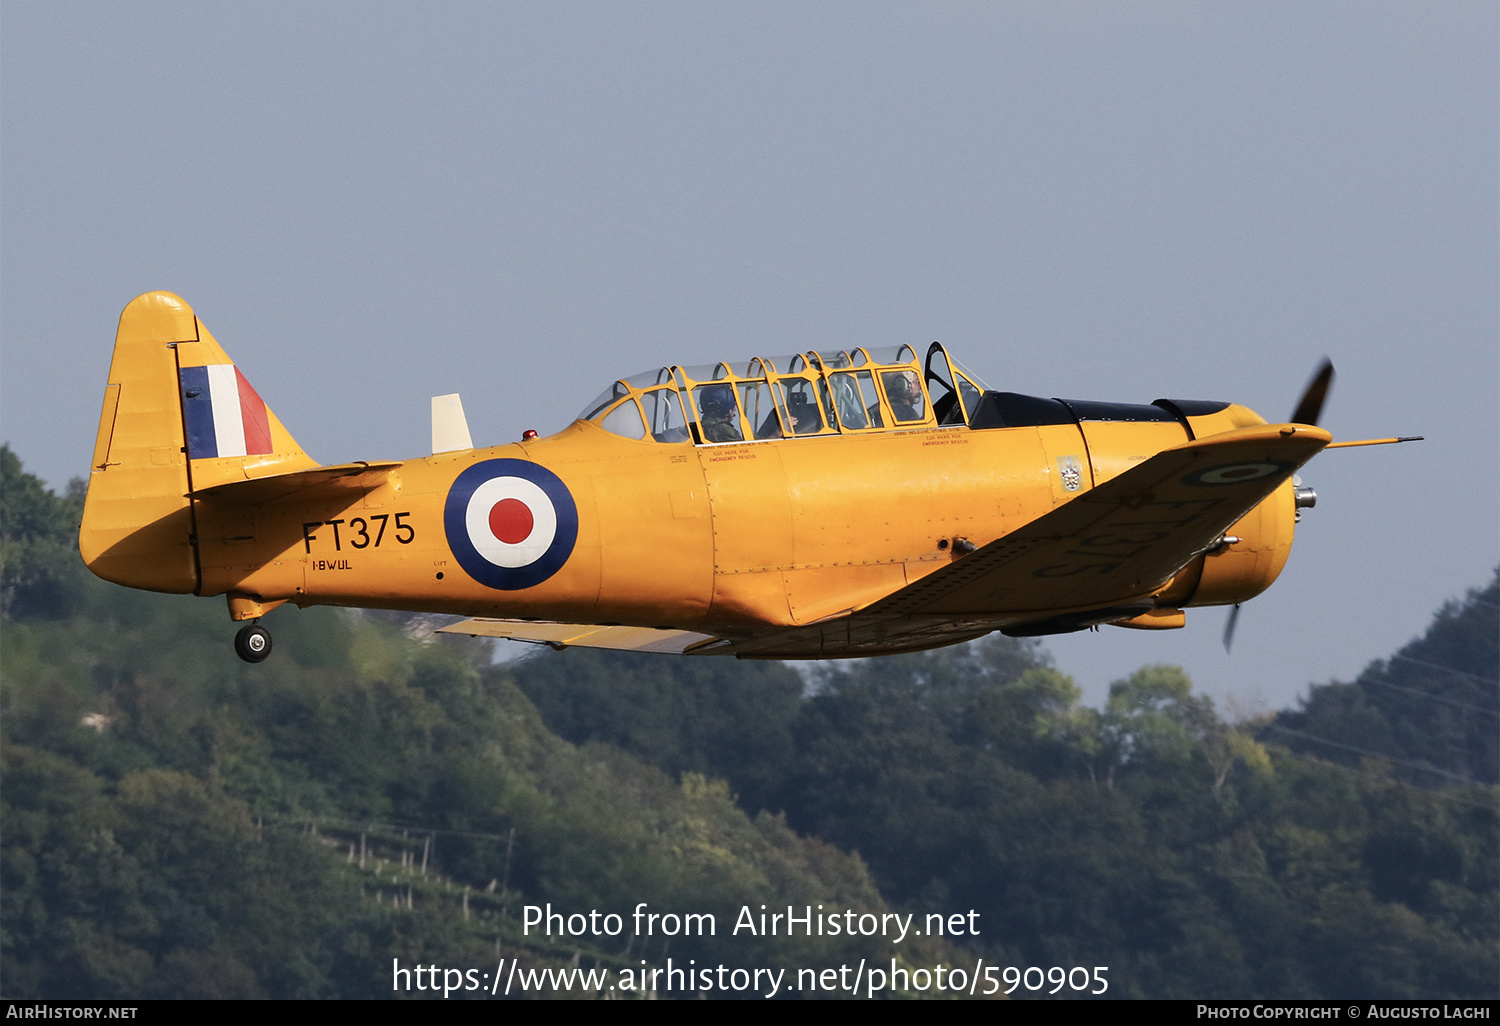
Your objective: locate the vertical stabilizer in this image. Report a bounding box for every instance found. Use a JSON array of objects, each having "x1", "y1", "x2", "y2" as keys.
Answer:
[{"x1": 79, "y1": 292, "x2": 316, "y2": 593}]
